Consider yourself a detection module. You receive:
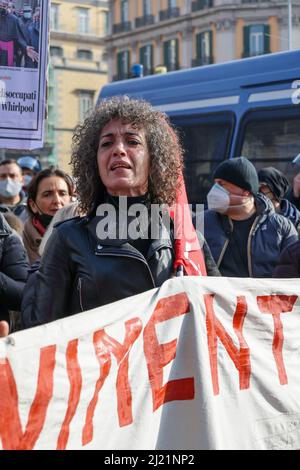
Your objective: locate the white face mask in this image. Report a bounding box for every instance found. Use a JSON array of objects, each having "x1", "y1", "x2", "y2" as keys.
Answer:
[
  {"x1": 23, "y1": 174, "x2": 33, "y2": 187},
  {"x1": 0, "y1": 178, "x2": 22, "y2": 198},
  {"x1": 207, "y1": 183, "x2": 230, "y2": 213}
]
